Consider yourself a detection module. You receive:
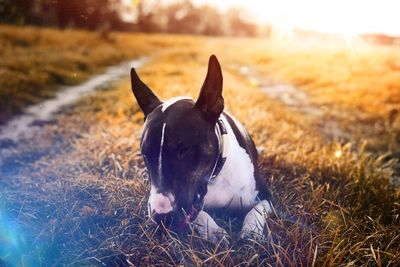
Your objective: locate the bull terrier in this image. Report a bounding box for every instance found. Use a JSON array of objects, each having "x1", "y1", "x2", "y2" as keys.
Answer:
[{"x1": 130, "y1": 55, "x2": 272, "y2": 241}]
